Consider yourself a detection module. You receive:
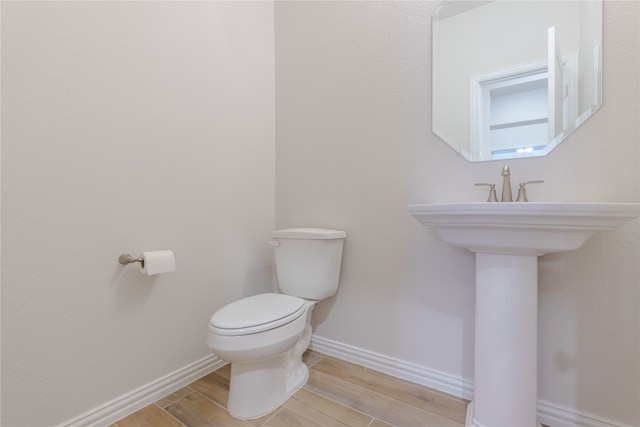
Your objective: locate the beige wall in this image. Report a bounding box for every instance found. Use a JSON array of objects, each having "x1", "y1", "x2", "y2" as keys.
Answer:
[
  {"x1": 276, "y1": 1, "x2": 638, "y2": 425},
  {"x1": 1, "y1": 2, "x2": 275, "y2": 425},
  {"x1": 2, "y1": 1, "x2": 639, "y2": 426}
]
